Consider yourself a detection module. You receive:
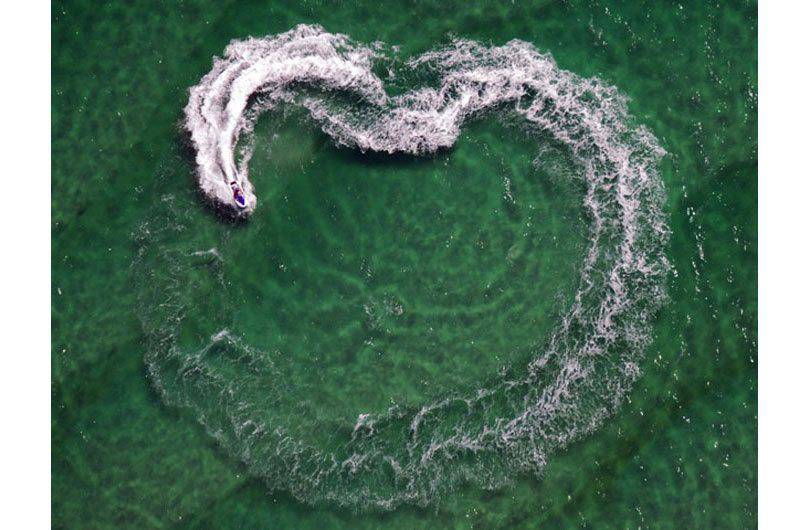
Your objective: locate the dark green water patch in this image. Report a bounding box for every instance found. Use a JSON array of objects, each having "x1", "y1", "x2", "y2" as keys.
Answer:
[{"x1": 222, "y1": 115, "x2": 586, "y2": 424}]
